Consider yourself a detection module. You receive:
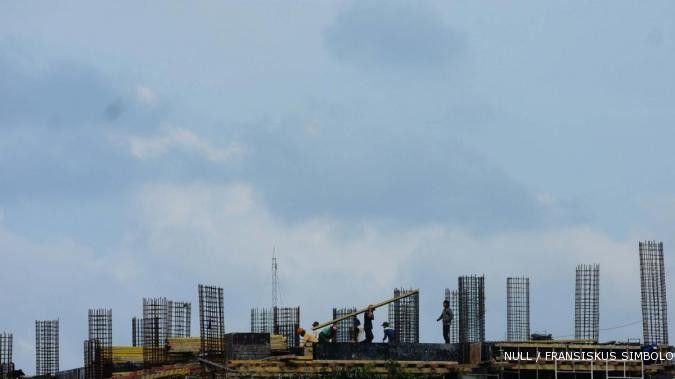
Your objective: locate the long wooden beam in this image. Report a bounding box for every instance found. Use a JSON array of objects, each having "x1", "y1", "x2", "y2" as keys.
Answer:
[{"x1": 312, "y1": 289, "x2": 419, "y2": 330}]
